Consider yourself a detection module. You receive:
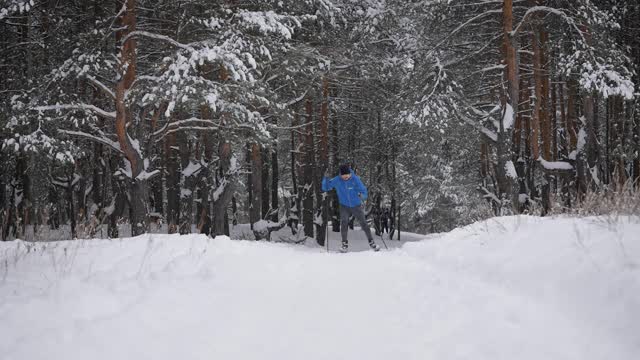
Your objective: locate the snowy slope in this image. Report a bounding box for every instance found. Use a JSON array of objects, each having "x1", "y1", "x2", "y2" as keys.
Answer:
[{"x1": 0, "y1": 216, "x2": 638, "y2": 360}]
